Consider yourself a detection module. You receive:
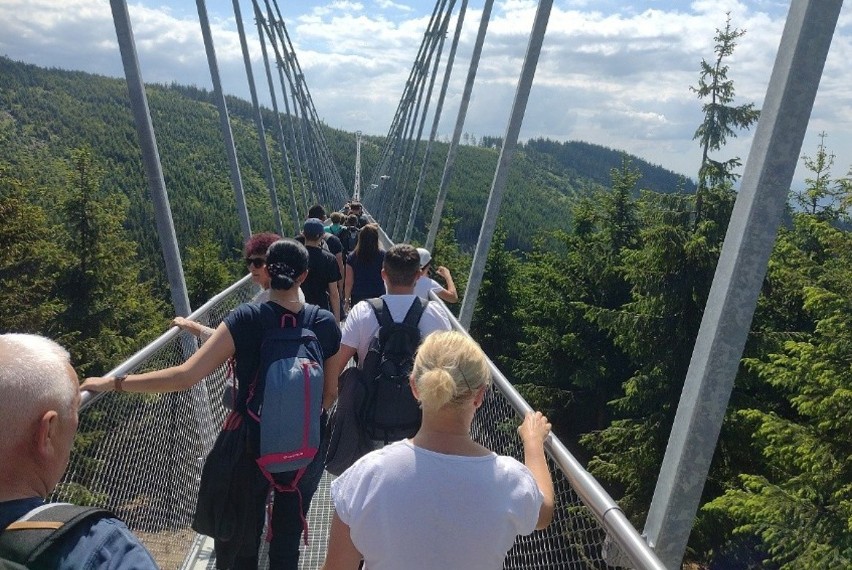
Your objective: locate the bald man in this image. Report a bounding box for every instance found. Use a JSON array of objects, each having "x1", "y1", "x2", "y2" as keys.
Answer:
[{"x1": 0, "y1": 334, "x2": 157, "y2": 569}]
